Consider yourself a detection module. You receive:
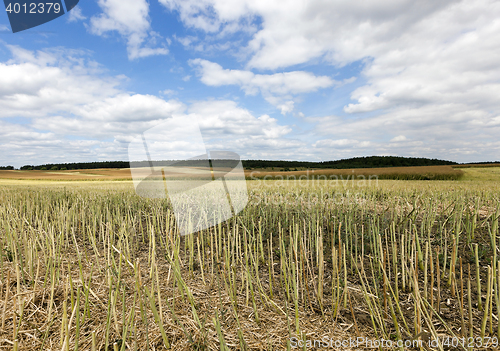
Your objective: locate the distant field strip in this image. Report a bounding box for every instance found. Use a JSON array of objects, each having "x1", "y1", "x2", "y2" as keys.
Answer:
[
  {"x1": 0, "y1": 169, "x2": 133, "y2": 180},
  {"x1": 248, "y1": 165, "x2": 464, "y2": 180},
  {"x1": 0, "y1": 164, "x2": 474, "y2": 181}
]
